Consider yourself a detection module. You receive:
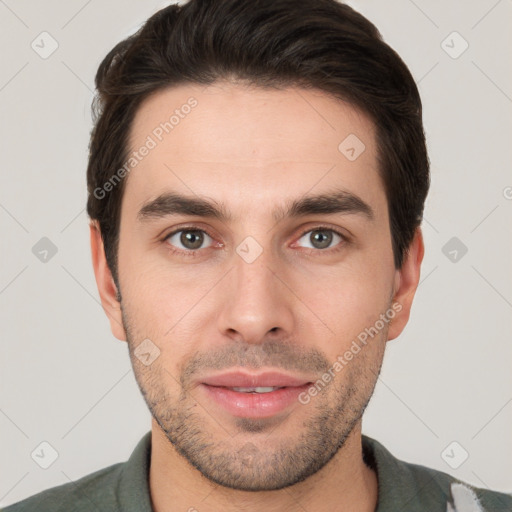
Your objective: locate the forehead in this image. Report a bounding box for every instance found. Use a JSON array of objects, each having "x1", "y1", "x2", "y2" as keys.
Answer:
[{"x1": 122, "y1": 81, "x2": 385, "y2": 221}]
